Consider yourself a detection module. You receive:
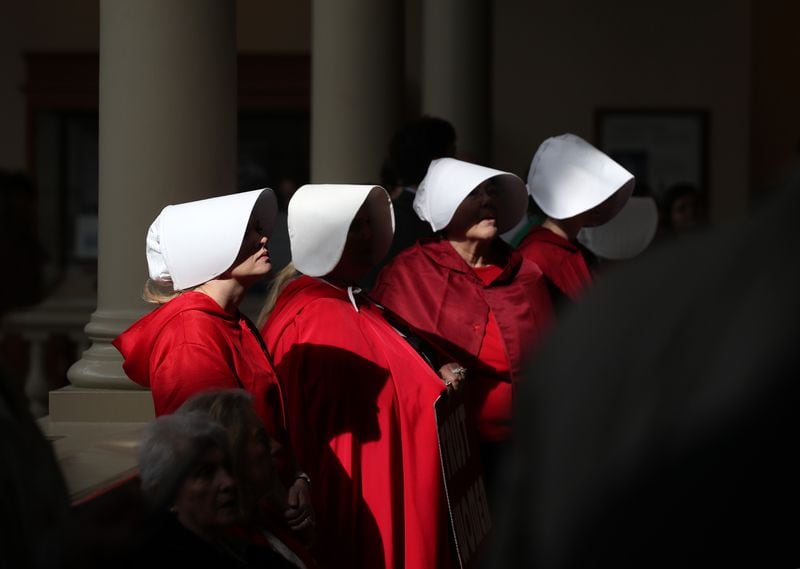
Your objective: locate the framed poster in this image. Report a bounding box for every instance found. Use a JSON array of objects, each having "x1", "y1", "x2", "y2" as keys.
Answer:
[{"x1": 595, "y1": 109, "x2": 709, "y2": 200}]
